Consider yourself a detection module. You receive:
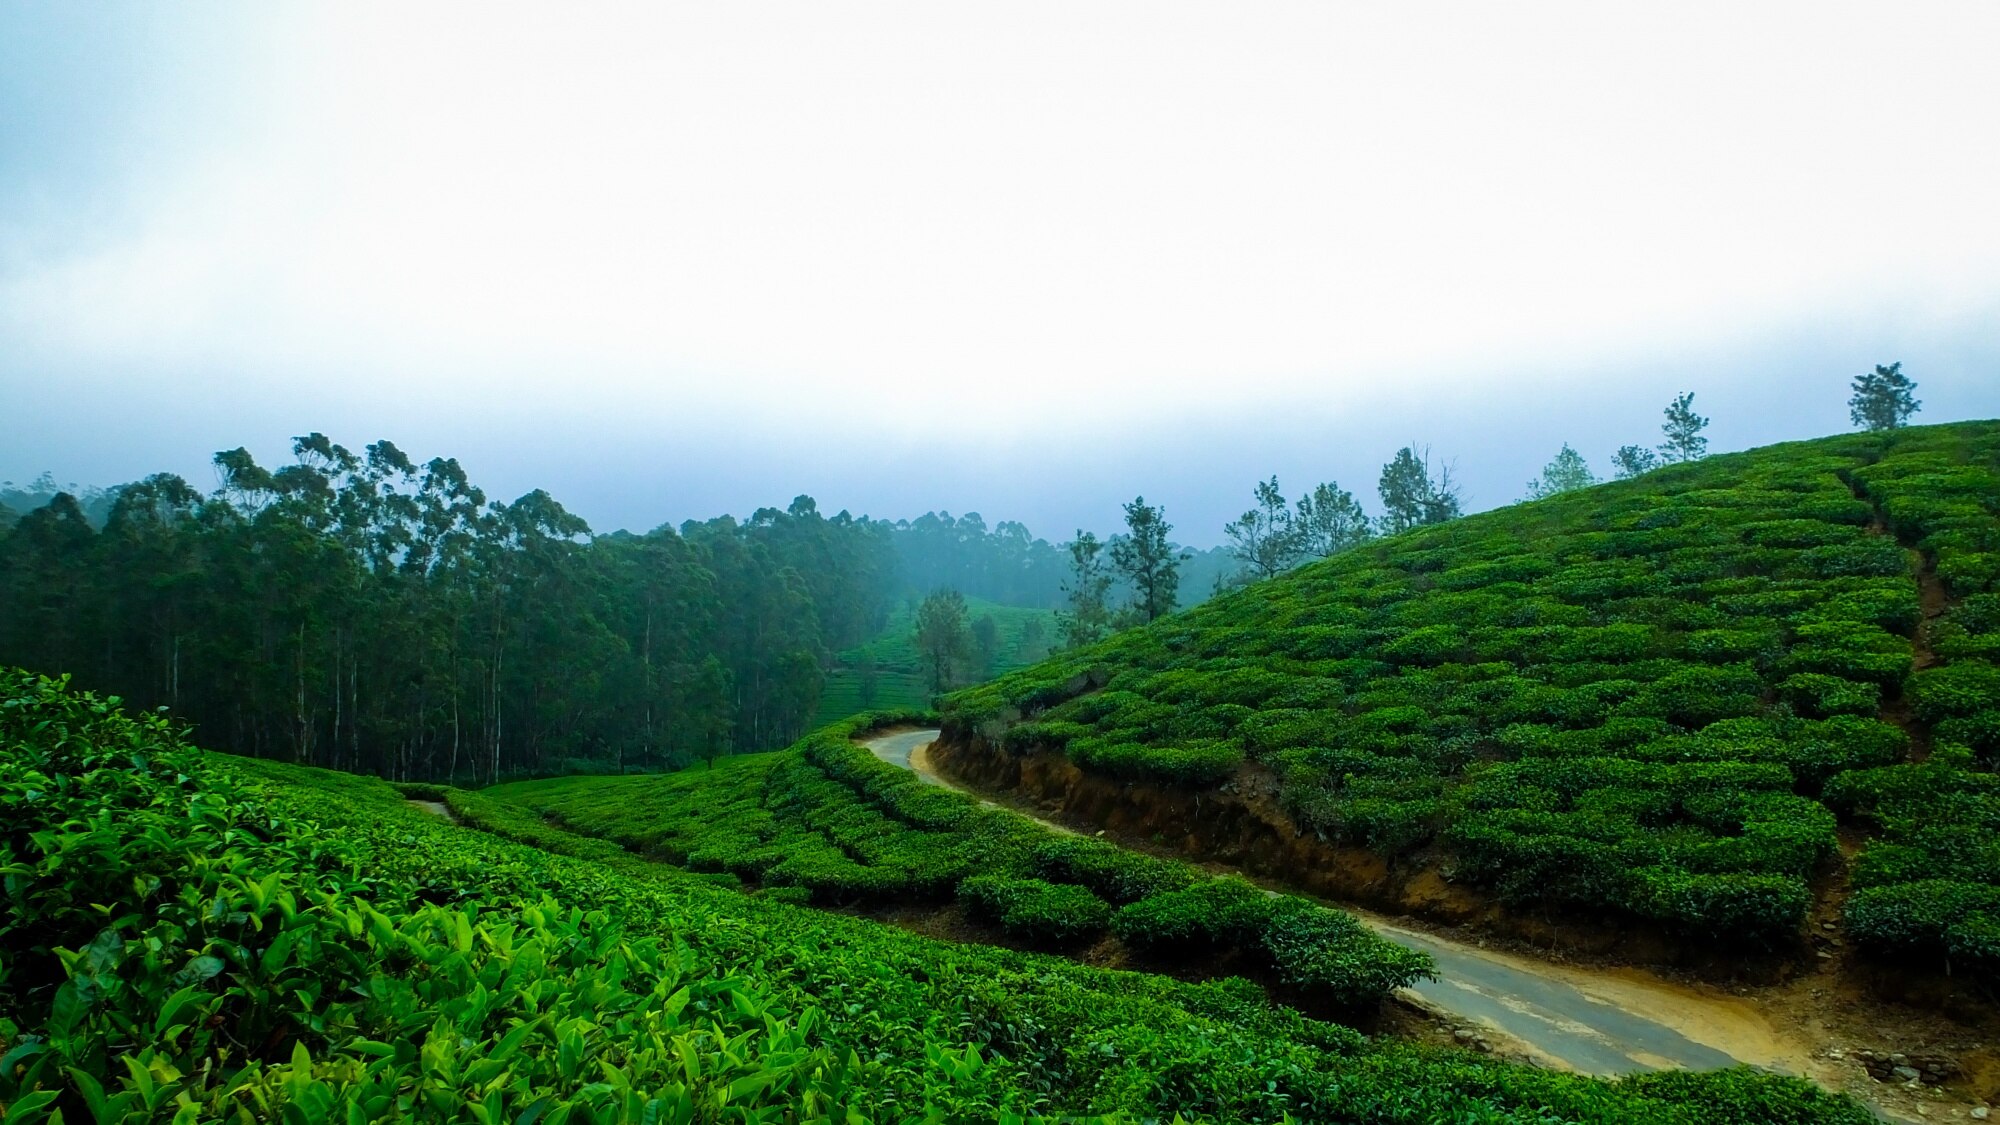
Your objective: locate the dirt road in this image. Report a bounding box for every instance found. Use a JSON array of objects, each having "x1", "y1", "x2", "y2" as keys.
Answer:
[{"x1": 864, "y1": 728, "x2": 1815, "y2": 1080}]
